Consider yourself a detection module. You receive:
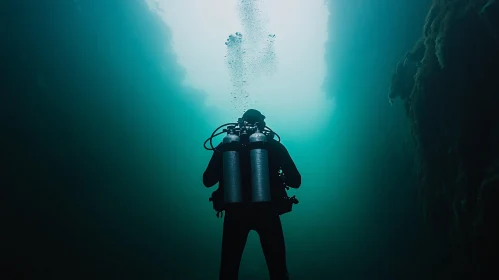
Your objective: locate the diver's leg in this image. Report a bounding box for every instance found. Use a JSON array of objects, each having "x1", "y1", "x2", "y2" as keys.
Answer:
[
  {"x1": 256, "y1": 214, "x2": 289, "y2": 280},
  {"x1": 219, "y1": 214, "x2": 250, "y2": 280}
]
